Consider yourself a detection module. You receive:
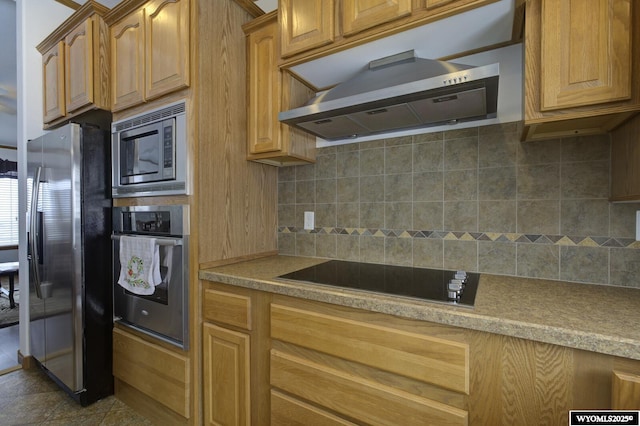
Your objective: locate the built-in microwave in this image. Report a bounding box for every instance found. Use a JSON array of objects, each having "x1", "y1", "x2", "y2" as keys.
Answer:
[{"x1": 111, "y1": 100, "x2": 188, "y2": 198}]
